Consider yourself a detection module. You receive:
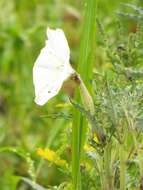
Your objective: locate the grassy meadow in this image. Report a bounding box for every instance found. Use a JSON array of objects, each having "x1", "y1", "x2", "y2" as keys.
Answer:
[{"x1": 1, "y1": 0, "x2": 143, "y2": 189}]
